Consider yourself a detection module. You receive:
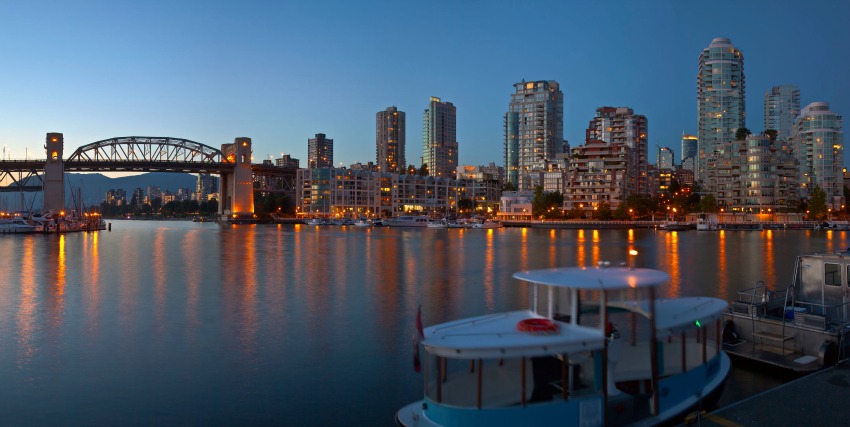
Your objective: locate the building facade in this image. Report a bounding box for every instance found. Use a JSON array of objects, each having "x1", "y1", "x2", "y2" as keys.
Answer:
[
  {"x1": 275, "y1": 154, "x2": 300, "y2": 168},
  {"x1": 308, "y1": 133, "x2": 333, "y2": 169},
  {"x1": 564, "y1": 139, "x2": 630, "y2": 210},
  {"x1": 681, "y1": 133, "x2": 698, "y2": 171},
  {"x1": 505, "y1": 80, "x2": 564, "y2": 190},
  {"x1": 422, "y1": 97, "x2": 457, "y2": 178},
  {"x1": 764, "y1": 85, "x2": 800, "y2": 141},
  {"x1": 585, "y1": 106, "x2": 649, "y2": 195},
  {"x1": 790, "y1": 102, "x2": 844, "y2": 209},
  {"x1": 657, "y1": 146, "x2": 674, "y2": 170},
  {"x1": 697, "y1": 37, "x2": 745, "y2": 183},
  {"x1": 376, "y1": 106, "x2": 406, "y2": 174}
]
